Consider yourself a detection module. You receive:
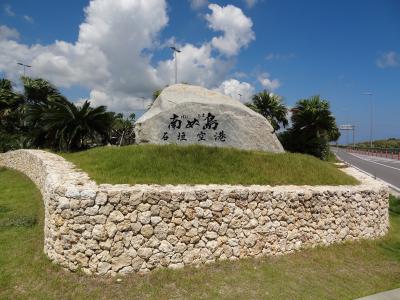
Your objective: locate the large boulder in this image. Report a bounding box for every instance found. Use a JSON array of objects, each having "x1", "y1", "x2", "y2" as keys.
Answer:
[{"x1": 134, "y1": 84, "x2": 284, "y2": 153}]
